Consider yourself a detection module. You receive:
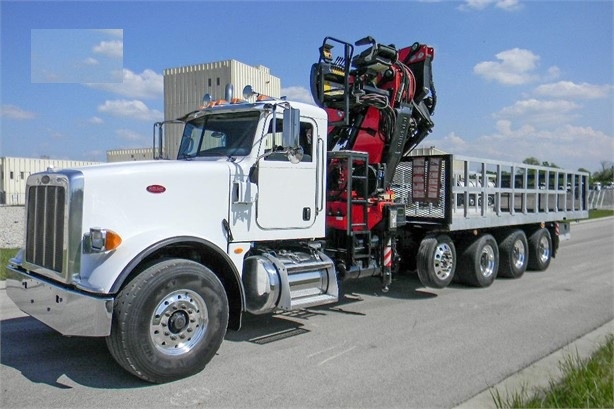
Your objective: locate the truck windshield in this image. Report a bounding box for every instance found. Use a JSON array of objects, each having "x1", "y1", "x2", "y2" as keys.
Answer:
[{"x1": 177, "y1": 111, "x2": 261, "y2": 159}]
